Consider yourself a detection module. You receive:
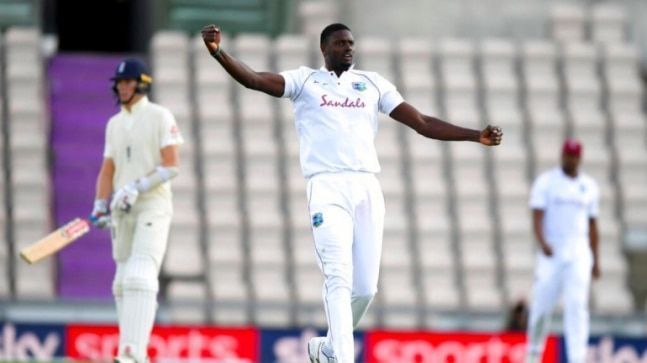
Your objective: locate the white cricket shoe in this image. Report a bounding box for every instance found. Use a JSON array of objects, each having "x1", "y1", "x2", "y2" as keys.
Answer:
[
  {"x1": 113, "y1": 357, "x2": 136, "y2": 363},
  {"x1": 114, "y1": 345, "x2": 148, "y2": 363},
  {"x1": 308, "y1": 337, "x2": 337, "y2": 363},
  {"x1": 114, "y1": 356, "x2": 149, "y2": 363}
]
